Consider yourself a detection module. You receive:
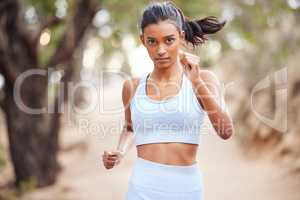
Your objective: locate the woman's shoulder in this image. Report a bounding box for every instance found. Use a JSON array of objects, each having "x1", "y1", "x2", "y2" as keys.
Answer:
[
  {"x1": 122, "y1": 76, "x2": 142, "y2": 93},
  {"x1": 122, "y1": 75, "x2": 144, "y2": 105}
]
